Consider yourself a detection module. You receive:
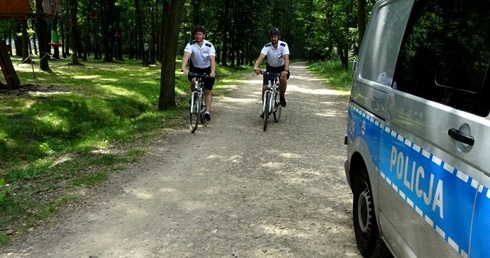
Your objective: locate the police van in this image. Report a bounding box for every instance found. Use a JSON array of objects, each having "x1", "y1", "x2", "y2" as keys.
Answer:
[{"x1": 344, "y1": 0, "x2": 489, "y2": 257}]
